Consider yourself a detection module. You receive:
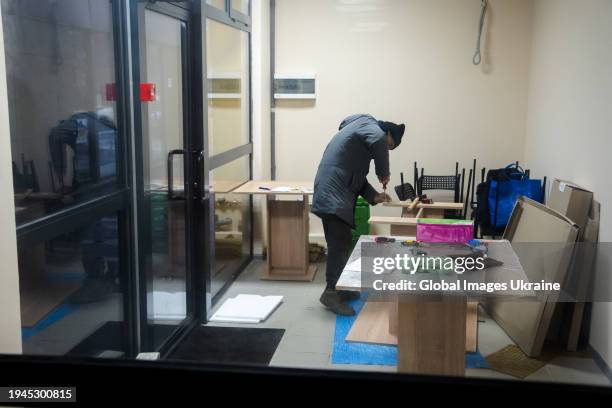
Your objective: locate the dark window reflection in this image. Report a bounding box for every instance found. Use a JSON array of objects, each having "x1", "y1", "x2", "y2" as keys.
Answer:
[
  {"x1": 1, "y1": 0, "x2": 121, "y2": 226},
  {"x1": 19, "y1": 213, "x2": 126, "y2": 357}
]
